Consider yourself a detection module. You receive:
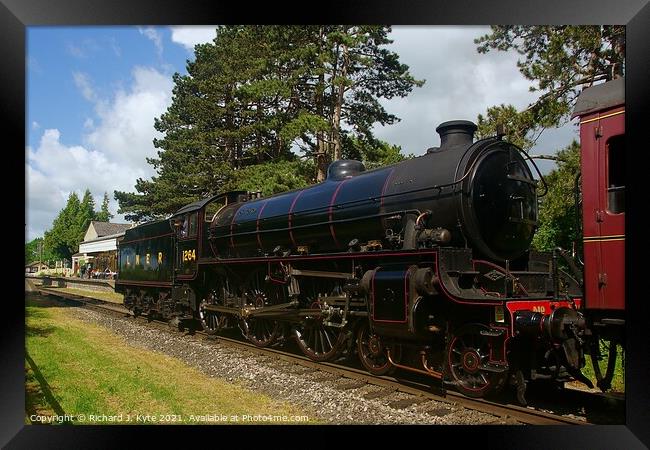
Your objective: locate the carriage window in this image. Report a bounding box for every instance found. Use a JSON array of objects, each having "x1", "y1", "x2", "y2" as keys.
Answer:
[
  {"x1": 607, "y1": 135, "x2": 625, "y2": 214},
  {"x1": 188, "y1": 212, "x2": 198, "y2": 237}
]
